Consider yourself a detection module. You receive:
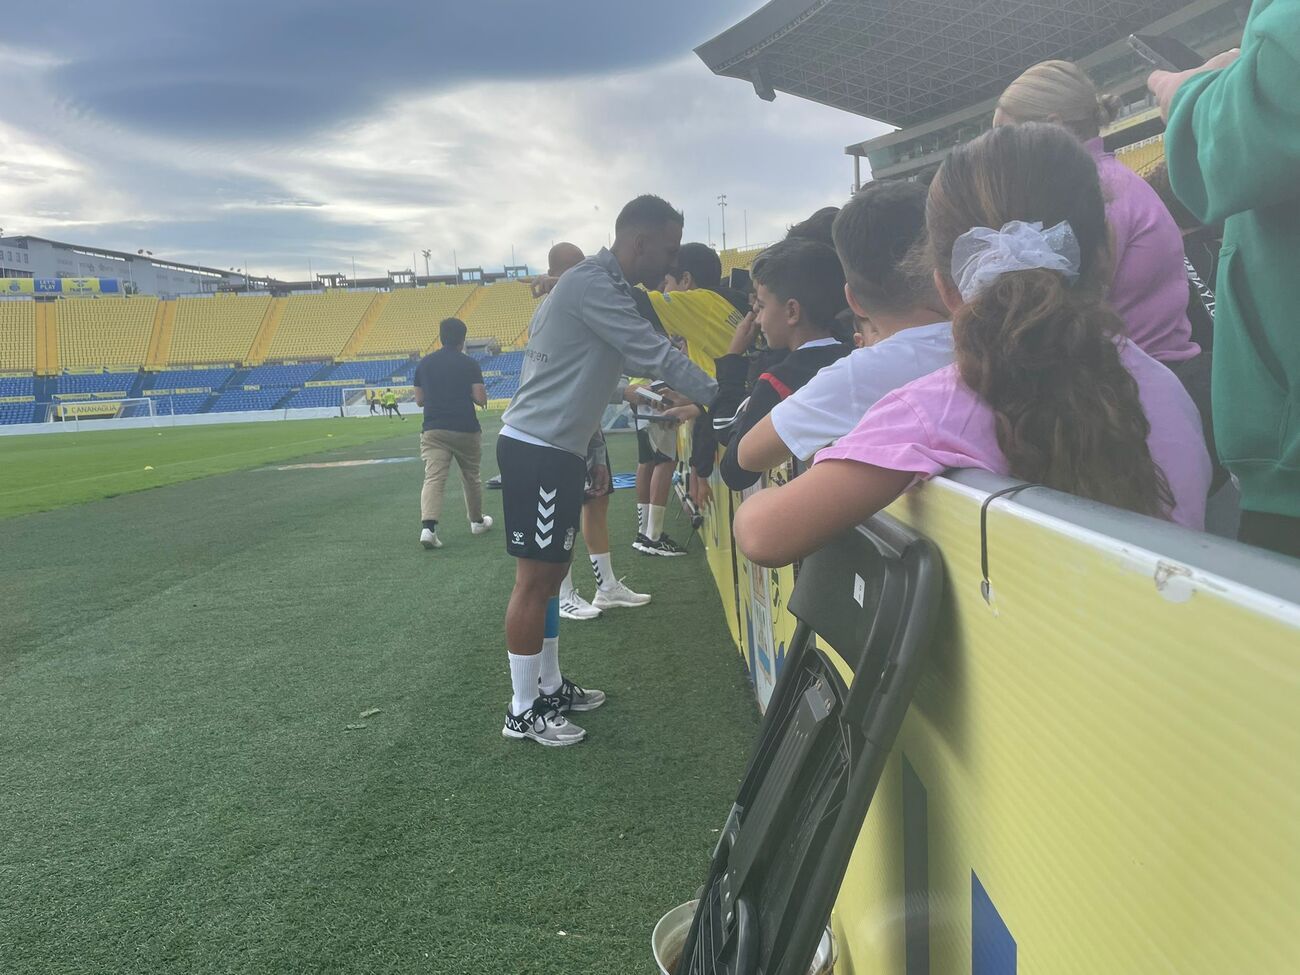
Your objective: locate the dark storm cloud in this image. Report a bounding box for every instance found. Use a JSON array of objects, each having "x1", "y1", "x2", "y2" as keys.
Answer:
[{"x1": 35, "y1": 0, "x2": 756, "y2": 137}]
